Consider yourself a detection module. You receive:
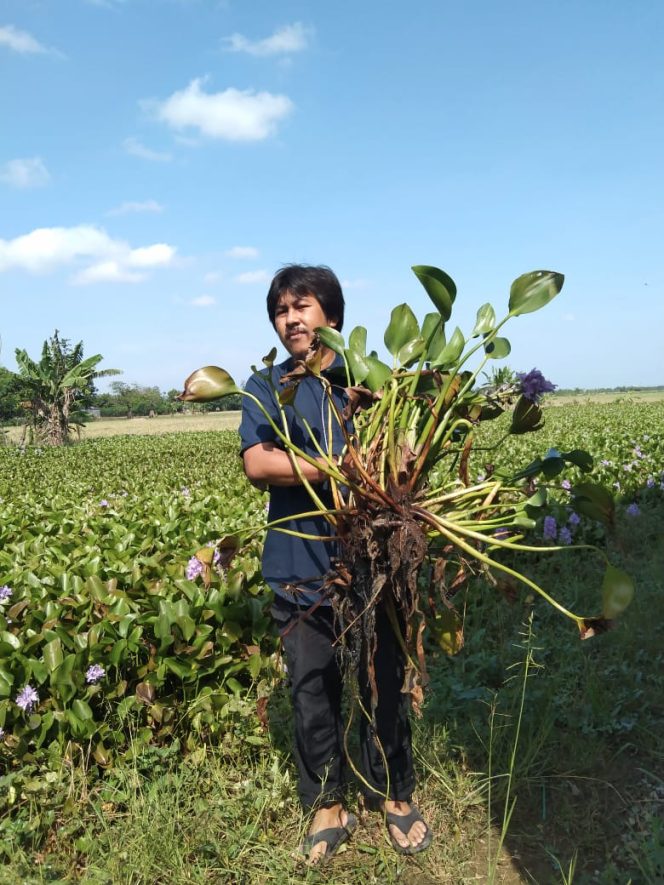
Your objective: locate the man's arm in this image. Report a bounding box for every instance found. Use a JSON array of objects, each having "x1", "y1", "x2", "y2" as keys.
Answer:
[{"x1": 242, "y1": 441, "x2": 328, "y2": 488}]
